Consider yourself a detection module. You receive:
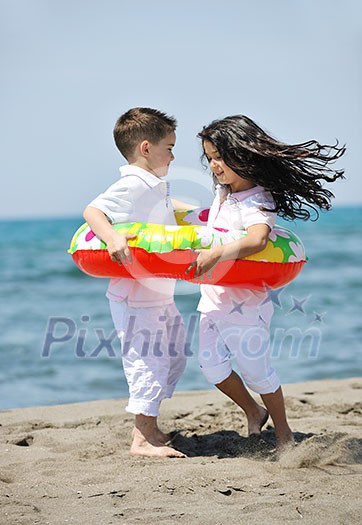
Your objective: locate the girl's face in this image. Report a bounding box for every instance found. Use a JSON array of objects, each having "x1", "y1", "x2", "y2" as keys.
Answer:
[{"x1": 203, "y1": 140, "x2": 255, "y2": 193}]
